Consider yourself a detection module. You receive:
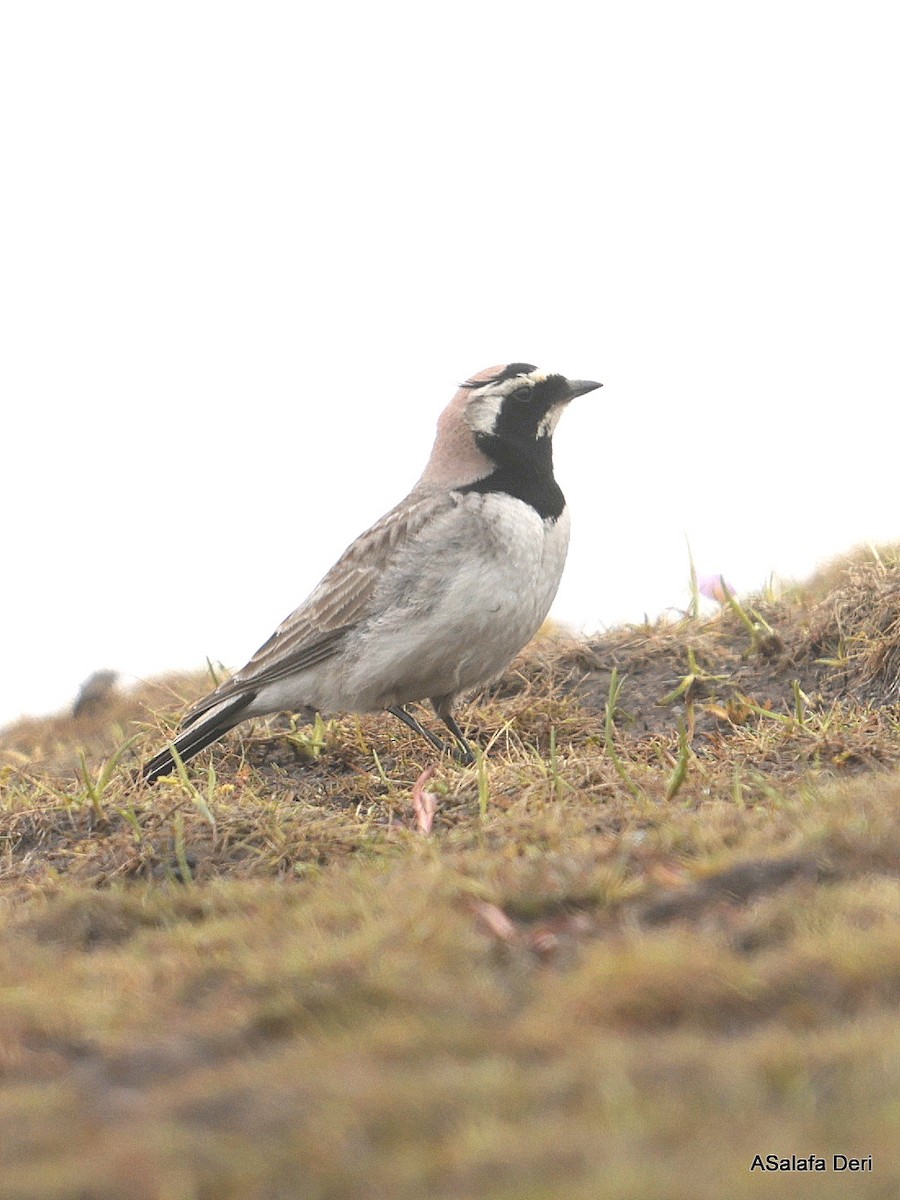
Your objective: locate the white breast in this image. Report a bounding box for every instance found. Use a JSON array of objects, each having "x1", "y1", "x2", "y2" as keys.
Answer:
[{"x1": 340, "y1": 492, "x2": 571, "y2": 710}]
